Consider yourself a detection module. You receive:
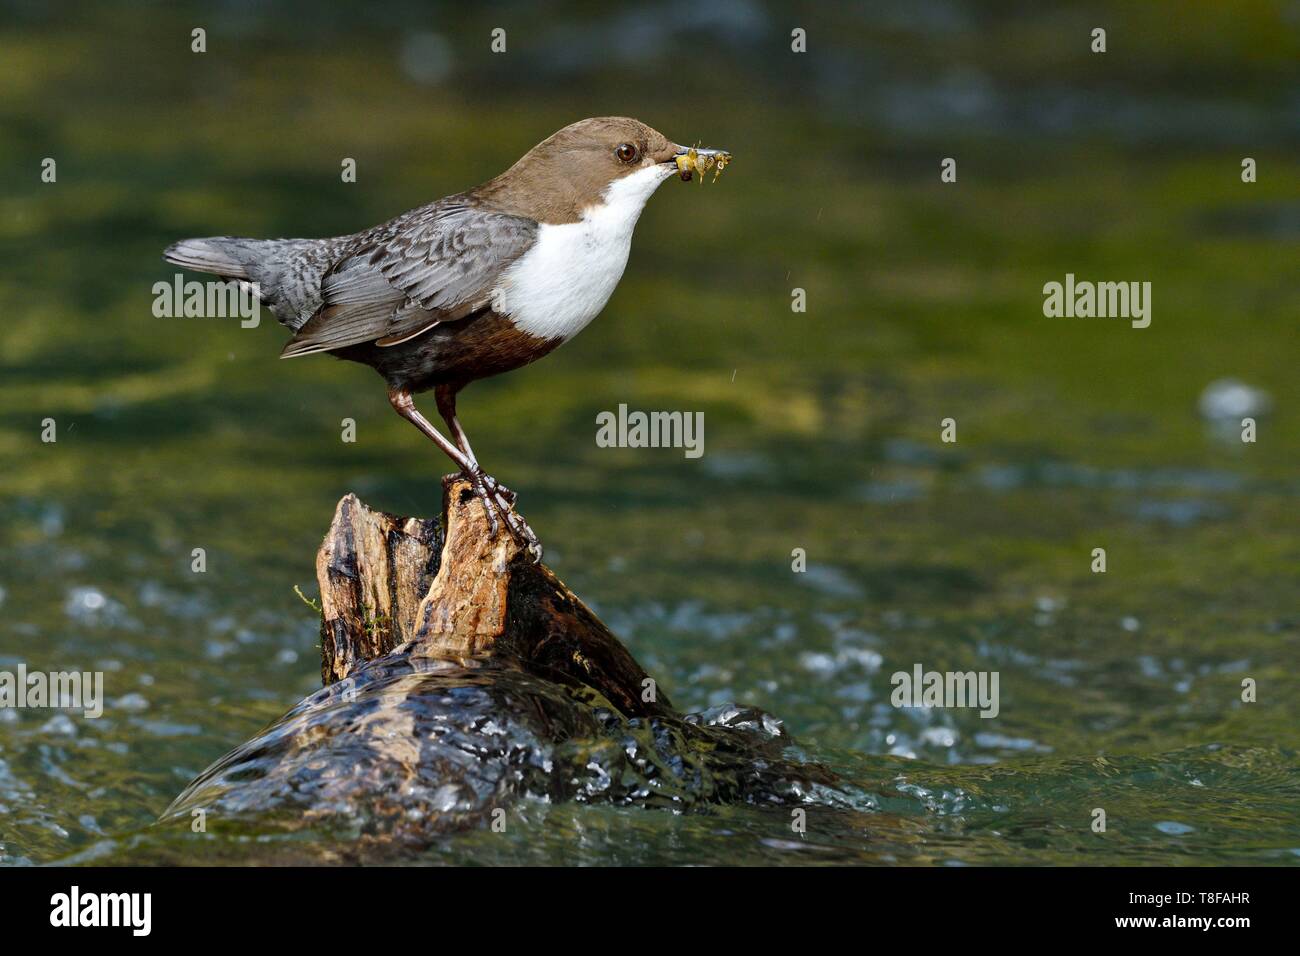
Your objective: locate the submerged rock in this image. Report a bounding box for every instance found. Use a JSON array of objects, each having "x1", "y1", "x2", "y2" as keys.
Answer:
[{"x1": 162, "y1": 645, "x2": 830, "y2": 845}]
